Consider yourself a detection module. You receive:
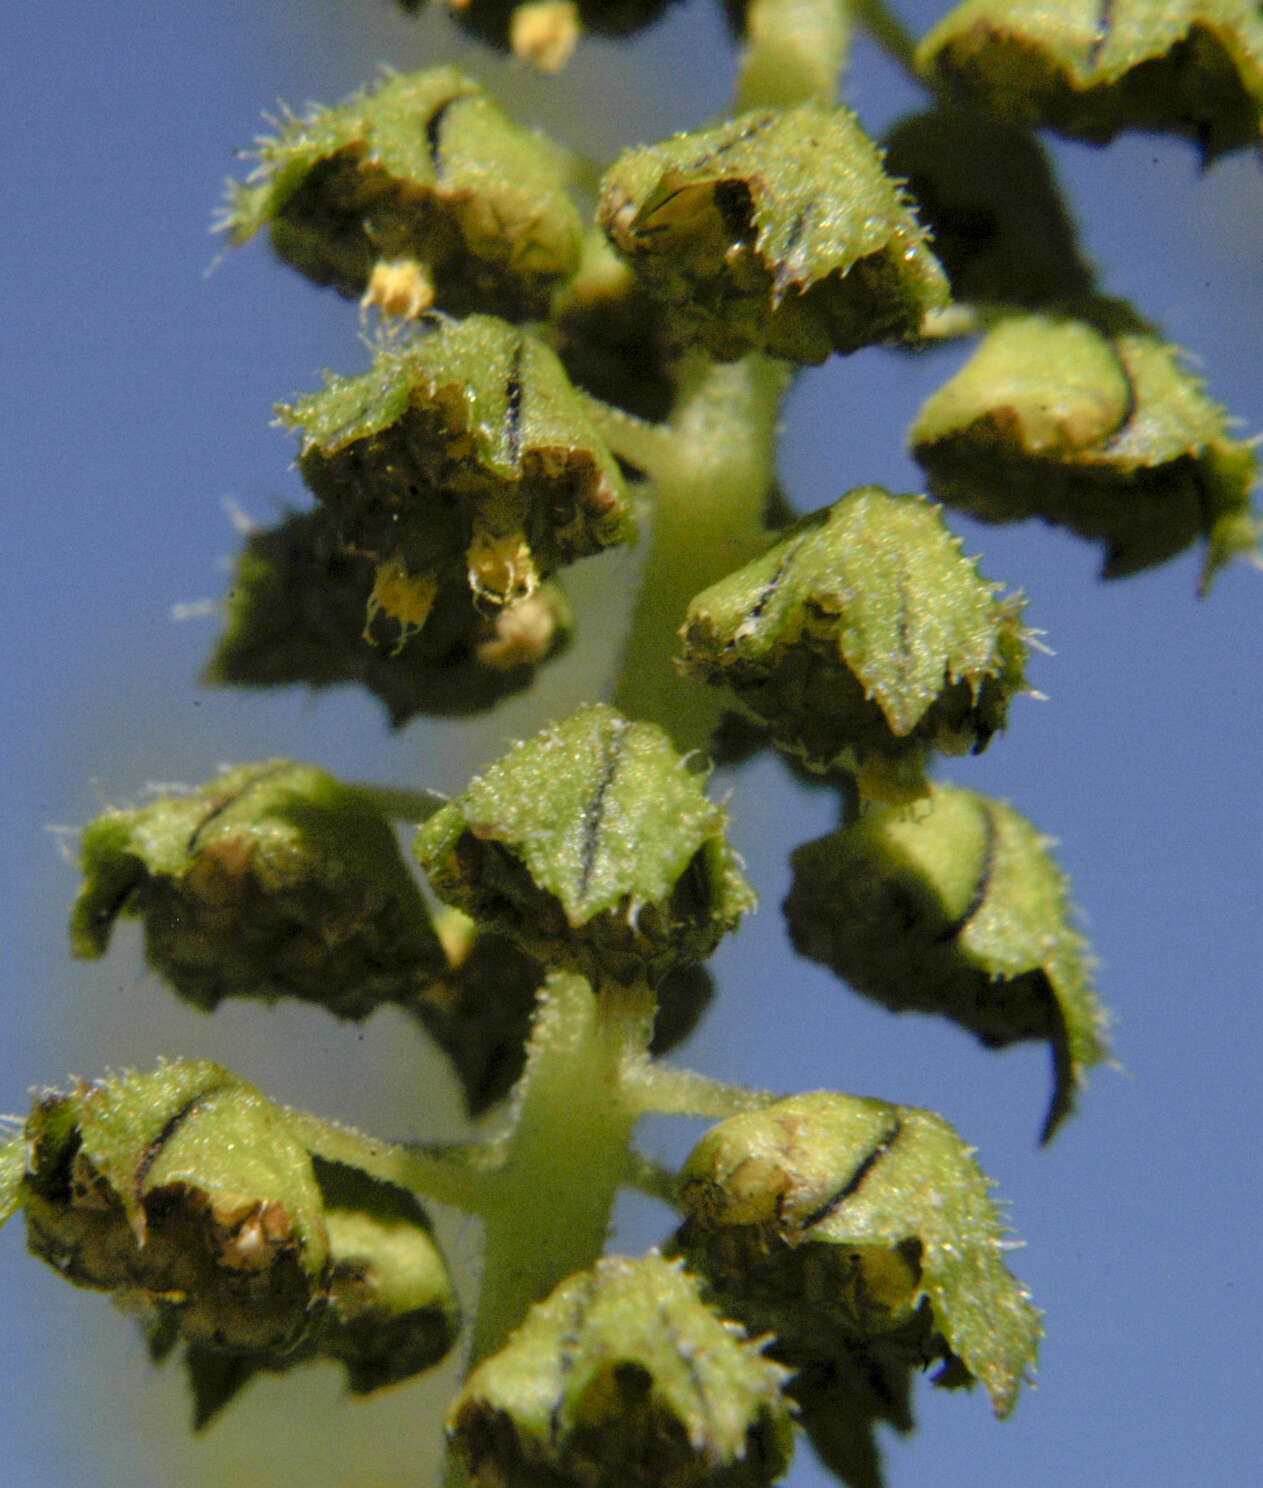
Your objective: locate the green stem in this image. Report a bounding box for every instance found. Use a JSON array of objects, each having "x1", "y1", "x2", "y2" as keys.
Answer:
[
  {"x1": 280, "y1": 1107, "x2": 500, "y2": 1212},
  {"x1": 736, "y1": 0, "x2": 854, "y2": 111},
  {"x1": 852, "y1": 0, "x2": 922, "y2": 85},
  {"x1": 622, "y1": 1063, "x2": 774, "y2": 1120},
  {"x1": 613, "y1": 353, "x2": 791, "y2": 752},
  {"x1": 464, "y1": 972, "x2": 654, "y2": 1368}
]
